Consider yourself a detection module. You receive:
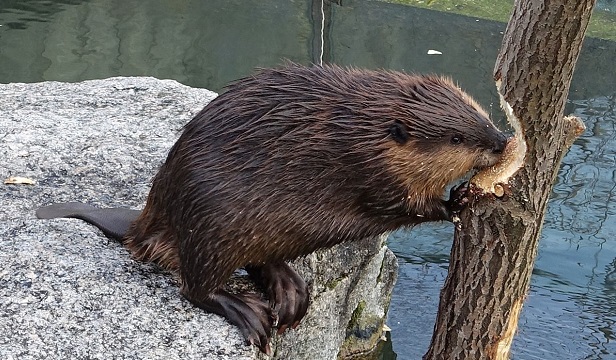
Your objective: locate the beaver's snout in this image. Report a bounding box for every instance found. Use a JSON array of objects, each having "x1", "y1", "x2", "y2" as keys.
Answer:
[{"x1": 491, "y1": 134, "x2": 508, "y2": 155}]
